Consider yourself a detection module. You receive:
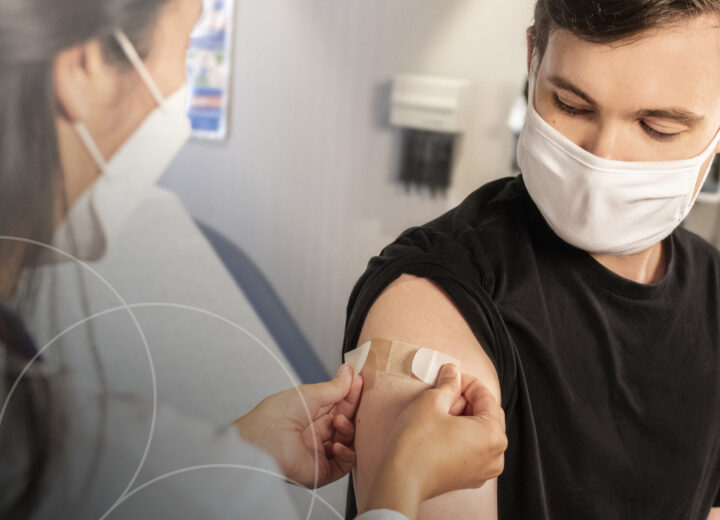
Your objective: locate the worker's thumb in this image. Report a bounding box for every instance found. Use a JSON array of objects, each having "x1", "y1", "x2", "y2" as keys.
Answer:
[
  {"x1": 463, "y1": 379, "x2": 498, "y2": 417},
  {"x1": 301, "y1": 363, "x2": 354, "y2": 408},
  {"x1": 433, "y1": 363, "x2": 462, "y2": 411}
]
